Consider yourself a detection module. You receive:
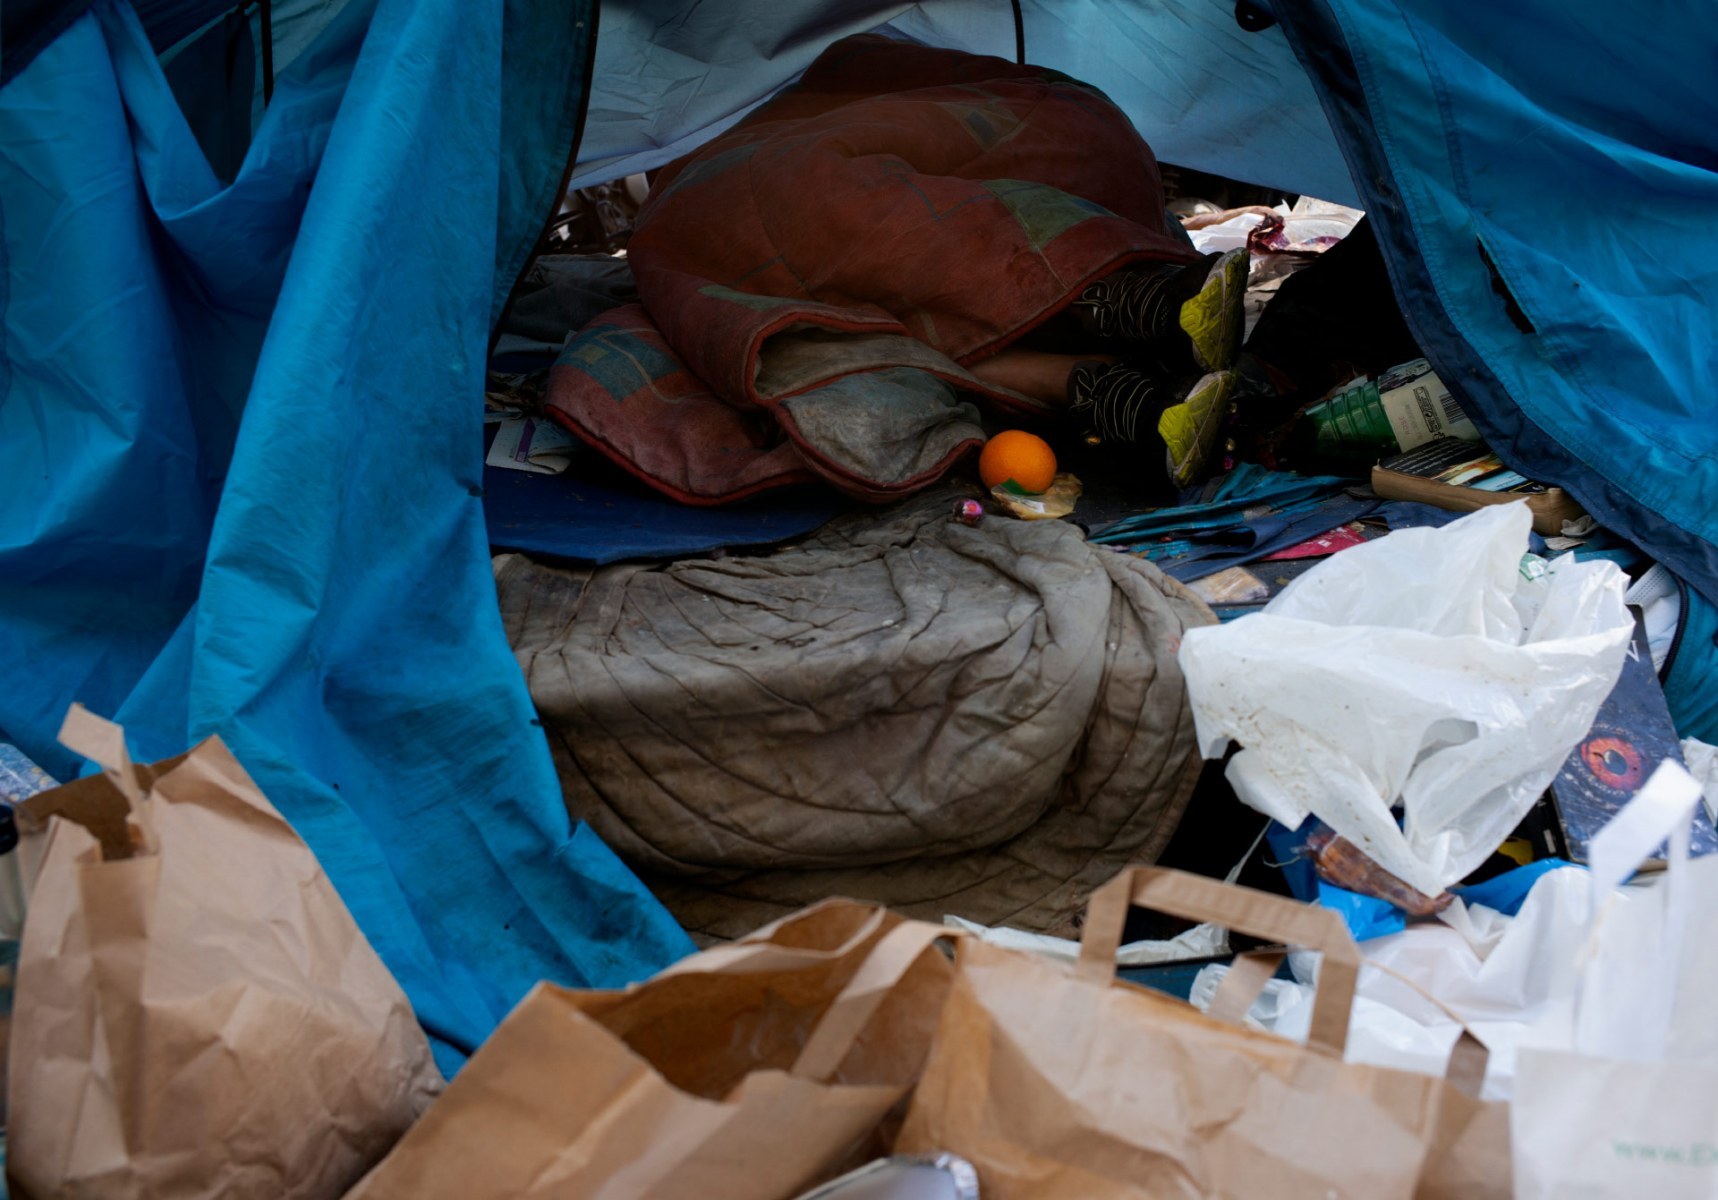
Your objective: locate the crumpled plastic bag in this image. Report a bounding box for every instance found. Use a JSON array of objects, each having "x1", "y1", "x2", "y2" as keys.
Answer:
[
  {"x1": 1682, "y1": 737, "x2": 1718, "y2": 824},
  {"x1": 942, "y1": 914, "x2": 1227, "y2": 966},
  {"x1": 1189, "y1": 864, "x2": 1595, "y2": 1101},
  {"x1": 1180, "y1": 502, "x2": 1632, "y2": 896},
  {"x1": 1183, "y1": 196, "x2": 1364, "y2": 256}
]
